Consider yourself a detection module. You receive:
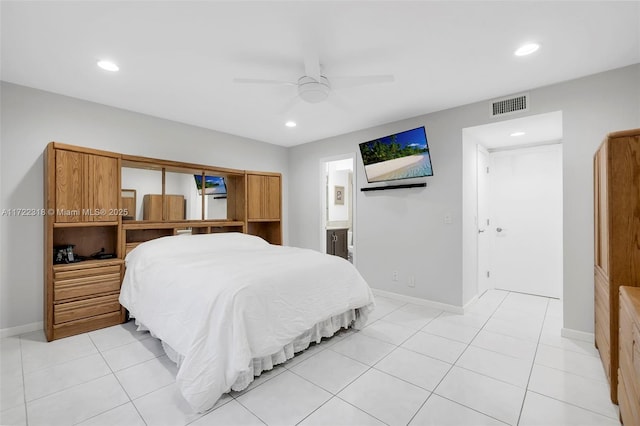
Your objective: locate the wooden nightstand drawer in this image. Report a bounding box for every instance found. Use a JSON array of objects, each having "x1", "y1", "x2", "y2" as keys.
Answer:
[
  {"x1": 53, "y1": 263, "x2": 121, "y2": 280},
  {"x1": 54, "y1": 273, "x2": 121, "y2": 301},
  {"x1": 52, "y1": 311, "x2": 123, "y2": 340},
  {"x1": 54, "y1": 293, "x2": 120, "y2": 324}
]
